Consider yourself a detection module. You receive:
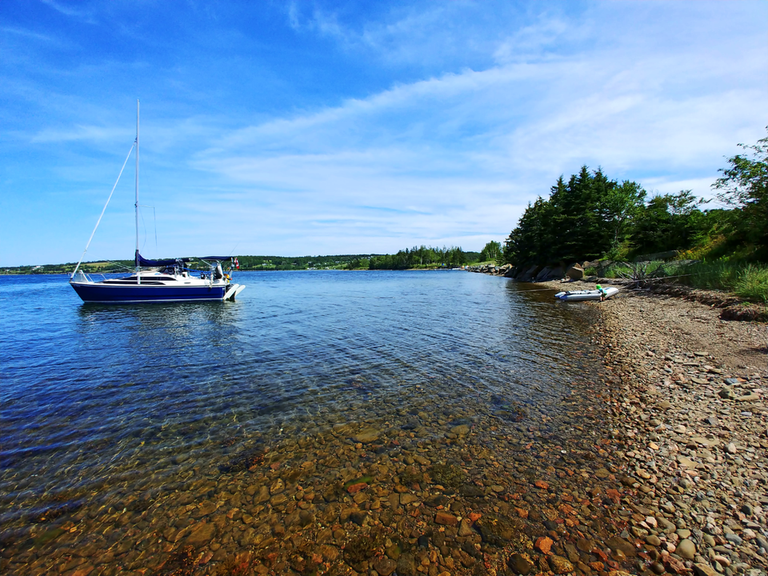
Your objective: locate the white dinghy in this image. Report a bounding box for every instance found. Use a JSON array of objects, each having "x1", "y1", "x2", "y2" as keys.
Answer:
[{"x1": 554, "y1": 286, "x2": 619, "y2": 302}]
